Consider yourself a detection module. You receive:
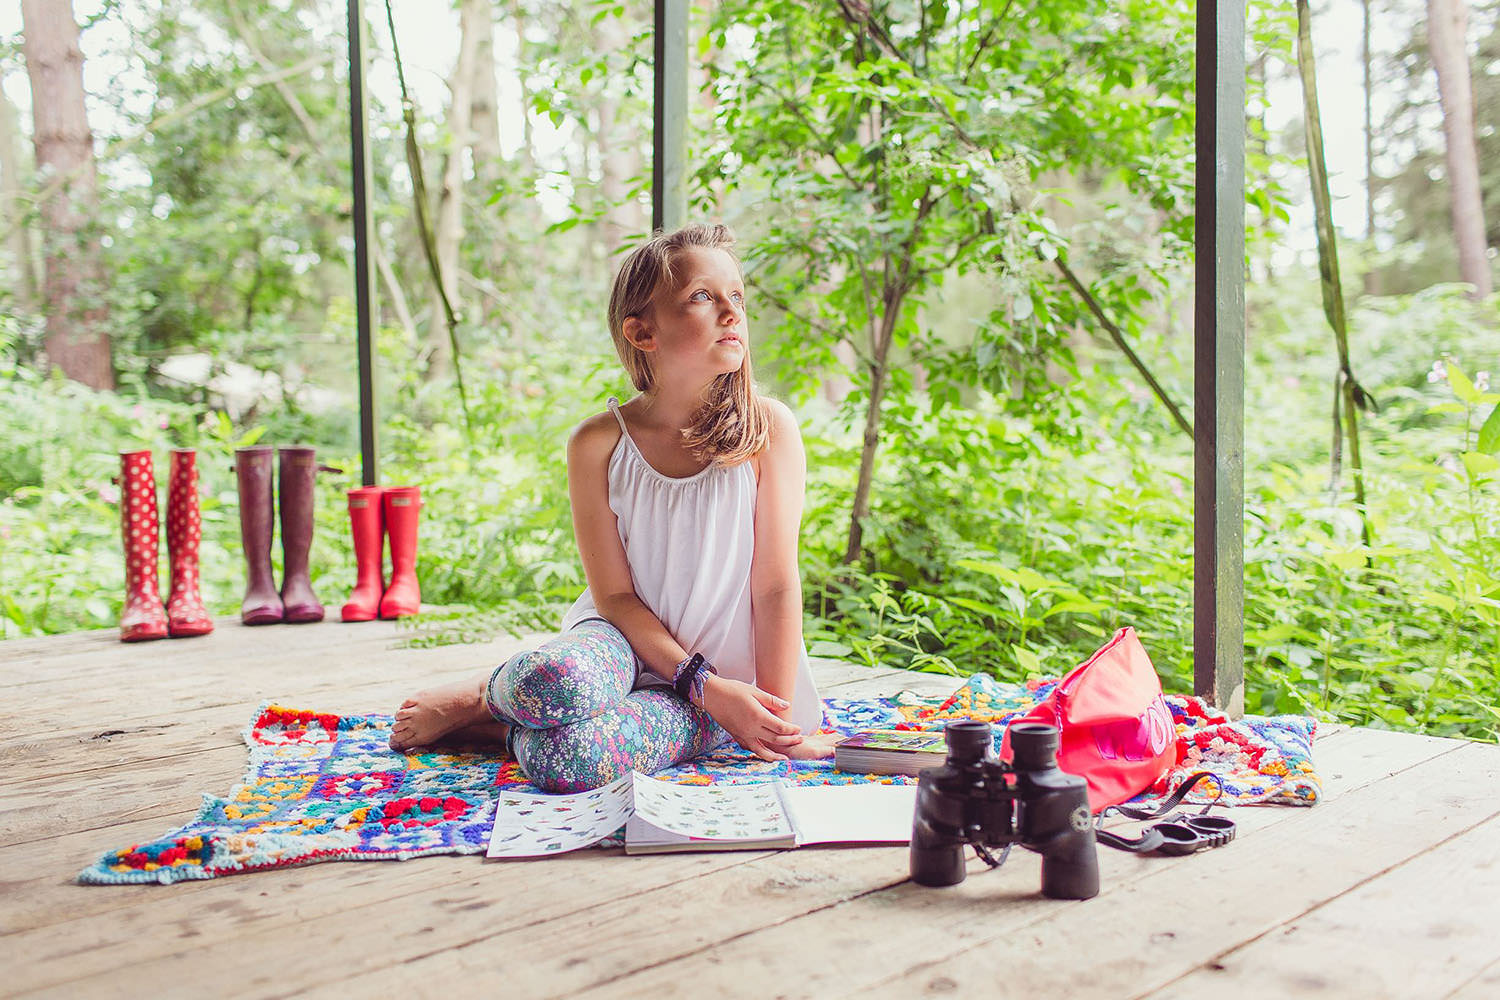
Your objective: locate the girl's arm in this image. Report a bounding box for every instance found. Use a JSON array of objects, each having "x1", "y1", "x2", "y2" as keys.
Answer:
[
  {"x1": 748, "y1": 398, "x2": 807, "y2": 712},
  {"x1": 567, "y1": 413, "x2": 694, "y2": 678},
  {"x1": 567, "y1": 412, "x2": 802, "y2": 759}
]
